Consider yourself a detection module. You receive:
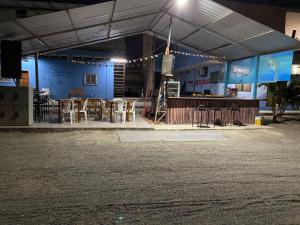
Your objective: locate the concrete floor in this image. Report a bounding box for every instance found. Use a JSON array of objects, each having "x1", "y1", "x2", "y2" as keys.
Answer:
[{"x1": 0, "y1": 118, "x2": 299, "y2": 225}]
